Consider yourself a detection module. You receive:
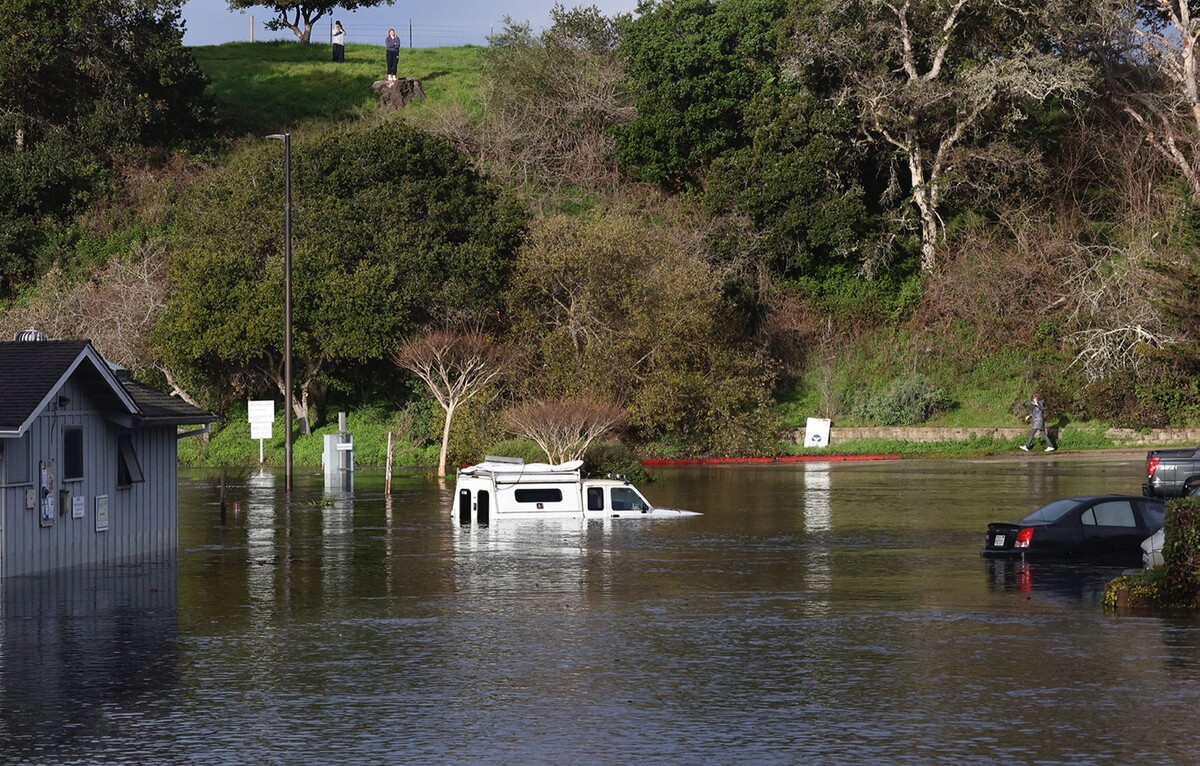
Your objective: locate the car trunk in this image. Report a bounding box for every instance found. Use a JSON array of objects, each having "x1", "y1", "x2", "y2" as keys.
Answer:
[{"x1": 983, "y1": 523, "x2": 1023, "y2": 553}]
